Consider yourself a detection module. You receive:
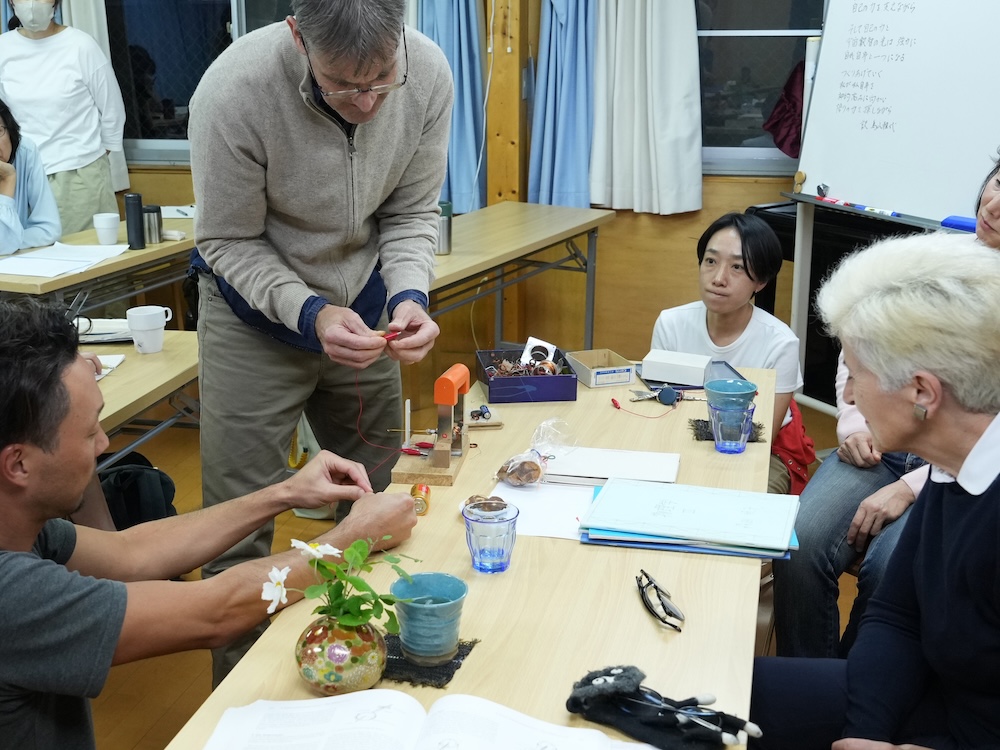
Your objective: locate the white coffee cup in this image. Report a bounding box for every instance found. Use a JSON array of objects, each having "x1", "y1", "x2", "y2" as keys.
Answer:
[
  {"x1": 125, "y1": 305, "x2": 173, "y2": 354},
  {"x1": 93, "y1": 213, "x2": 121, "y2": 245}
]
